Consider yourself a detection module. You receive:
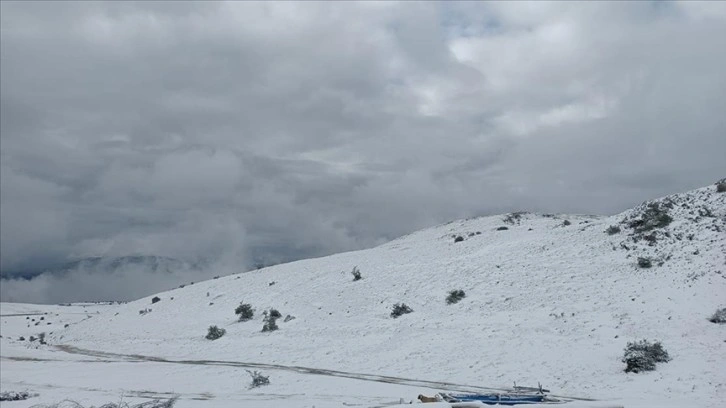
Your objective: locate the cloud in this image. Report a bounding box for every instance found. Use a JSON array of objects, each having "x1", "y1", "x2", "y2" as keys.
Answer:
[
  {"x1": 1, "y1": 1, "x2": 725, "y2": 302},
  {"x1": 0, "y1": 256, "x2": 225, "y2": 304}
]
